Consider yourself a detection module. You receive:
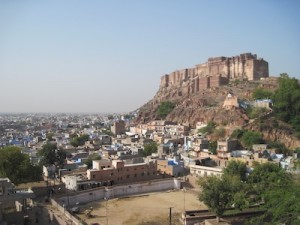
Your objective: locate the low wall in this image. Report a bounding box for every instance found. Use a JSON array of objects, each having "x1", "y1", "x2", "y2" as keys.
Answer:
[
  {"x1": 50, "y1": 199, "x2": 82, "y2": 225},
  {"x1": 57, "y1": 178, "x2": 181, "y2": 207}
]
